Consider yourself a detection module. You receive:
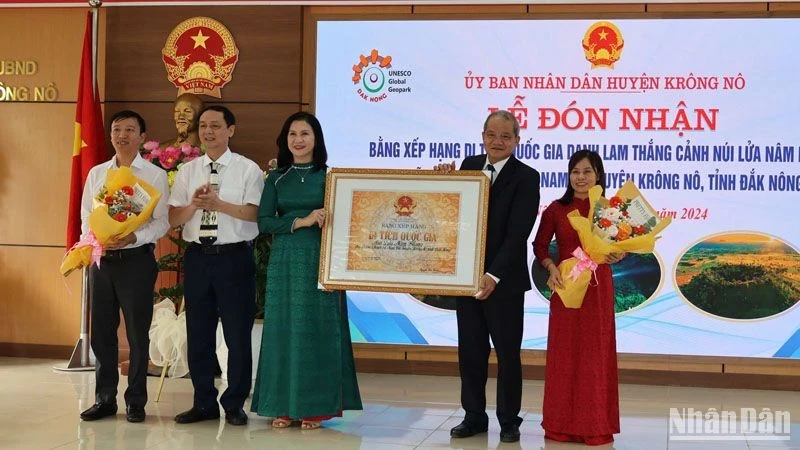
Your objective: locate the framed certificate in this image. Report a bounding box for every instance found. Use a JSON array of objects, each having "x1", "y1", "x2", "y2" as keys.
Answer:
[{"x1": 319, "y1": 168, "x2": 489, "y2": 296}]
